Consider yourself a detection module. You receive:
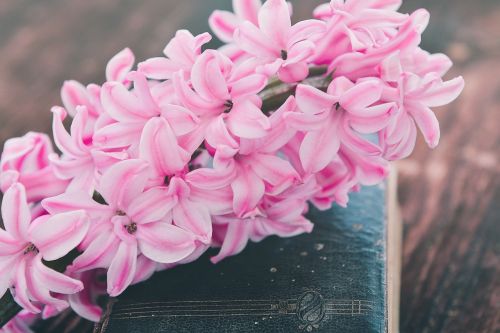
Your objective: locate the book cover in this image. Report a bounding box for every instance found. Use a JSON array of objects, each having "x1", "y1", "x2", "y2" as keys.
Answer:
[{"x1": 94, "y1": 171, "x2": 401, "y2": 333}]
